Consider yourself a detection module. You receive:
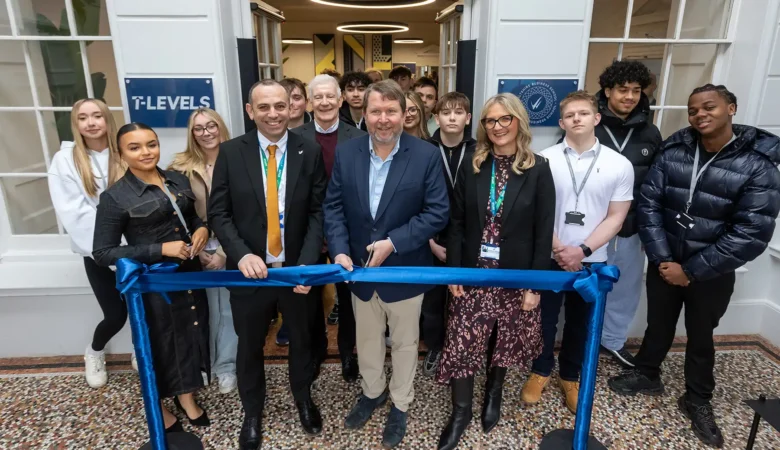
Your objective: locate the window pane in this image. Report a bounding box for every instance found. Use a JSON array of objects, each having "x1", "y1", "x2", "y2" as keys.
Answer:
[
  {"x1": 266, "y1": 20, "x2": 276, "y2": 66},
  {"x1": 681, "y1": 0, "x2": 732, "y2": 39},
  {"x1": 590, "y1": 0, "x2": 628, "y2": 38},
  {"x1": 659, "y1": 109, "x2": 689, "y2": 139},
  {"x1": 0, "y1": 41, "x2": 35, "y2": 106},
  {"x1": 87, "y1": 40, "x2": 121, "y2": 106},
  {"x1": 75, "y1": 0, "x2": 110, "y2": 36},
  {"x1": 1, "y1": 0, "x2": 12, "y2": 35},
  {"x1": 628, "y1": 0, "x2": 675, "y2": 39},
  {"x1": 0, "y1": 111, "x2": 47, "y2": 173},
  {"x1": 27, "y1": 39, "x2": 89, "y2": 107},
  {"x1": 1, "y1": 176, "x2": 58, "y2": 234},
  {"x1": 10, "y1": 0, "x2": 71, "y2": 36},
  {"x1": 664, "y1": 44, "x2": 718, "y2": 106},
  {"x1": 41, "y1": 110, "x2": 64, "y2": 159}
]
